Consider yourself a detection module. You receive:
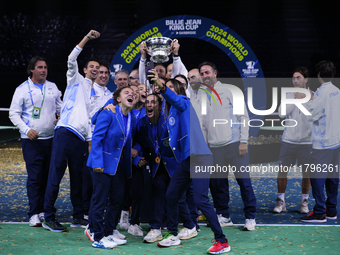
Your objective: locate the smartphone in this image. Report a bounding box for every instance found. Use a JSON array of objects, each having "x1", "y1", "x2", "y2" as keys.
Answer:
[{"x1": 145, "y1": 61, "x2": 154, "y2": 83}]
